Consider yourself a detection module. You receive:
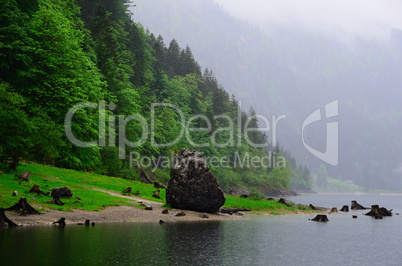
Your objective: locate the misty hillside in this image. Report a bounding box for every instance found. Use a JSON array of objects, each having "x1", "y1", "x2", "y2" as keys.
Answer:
[{"x1": 132, "y1": 0, "x2": 402, "y2": 190}]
